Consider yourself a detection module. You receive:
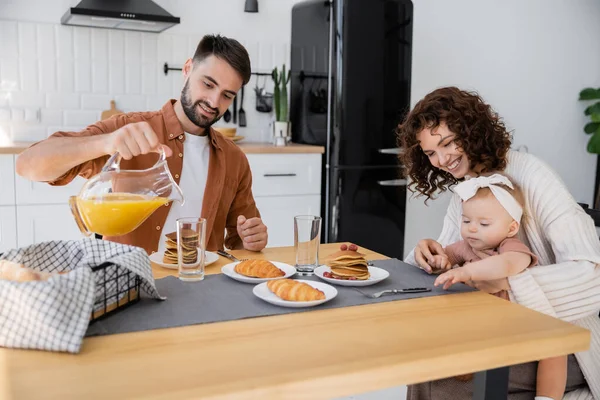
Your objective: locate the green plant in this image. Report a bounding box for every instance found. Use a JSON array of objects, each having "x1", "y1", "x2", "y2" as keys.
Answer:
[
  {"x1": 272, "y1": 64, "x2": 290, "y2": 122},
  {"x1": 579, "y1": 88, "x2": 600, "y2": 153},
  {"x1": 579, "y1": 87, "x2": 600, "y2": 208}
]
